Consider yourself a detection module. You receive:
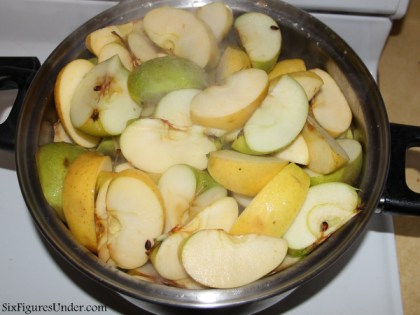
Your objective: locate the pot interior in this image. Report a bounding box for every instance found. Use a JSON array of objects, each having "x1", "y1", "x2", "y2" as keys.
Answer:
[{"x1": 16, "y1": 0, "x2": 390, "y2": 309}]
